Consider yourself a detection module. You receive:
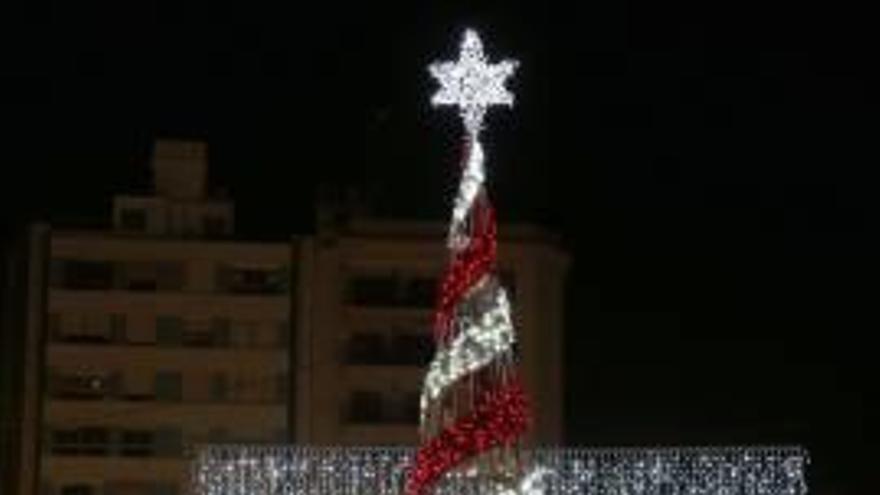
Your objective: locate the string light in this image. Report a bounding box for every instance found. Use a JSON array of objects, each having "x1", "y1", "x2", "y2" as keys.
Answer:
[
  {"x1": 420, "y1": 281, "x2": 515, "y2": 423},
  {"x1": 192, "y1": 445, "x2": 809, "y2": 495},
  {"x1": 407, "y1": 380, "x2": 529, "y2": 495}
]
